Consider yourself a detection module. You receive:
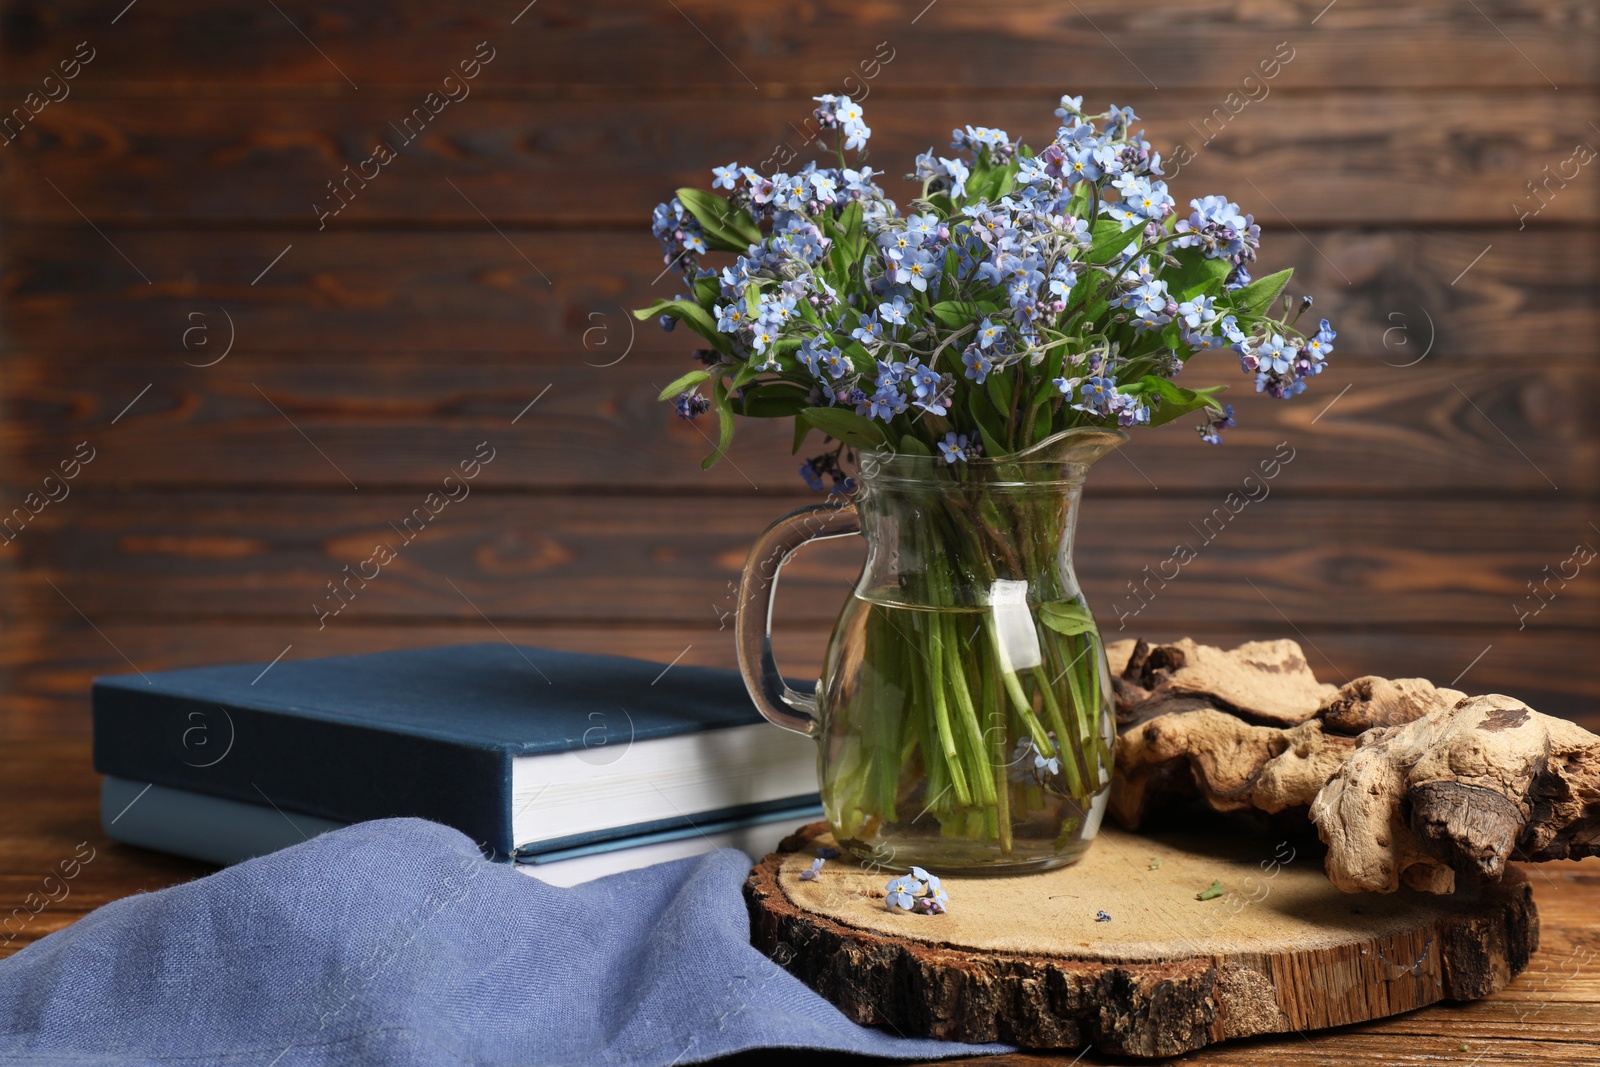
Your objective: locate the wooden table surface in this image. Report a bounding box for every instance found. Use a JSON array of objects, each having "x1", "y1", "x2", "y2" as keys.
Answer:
[{"x1": 3, "y1": 737, "x2": 1596, "y2": 1065}]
